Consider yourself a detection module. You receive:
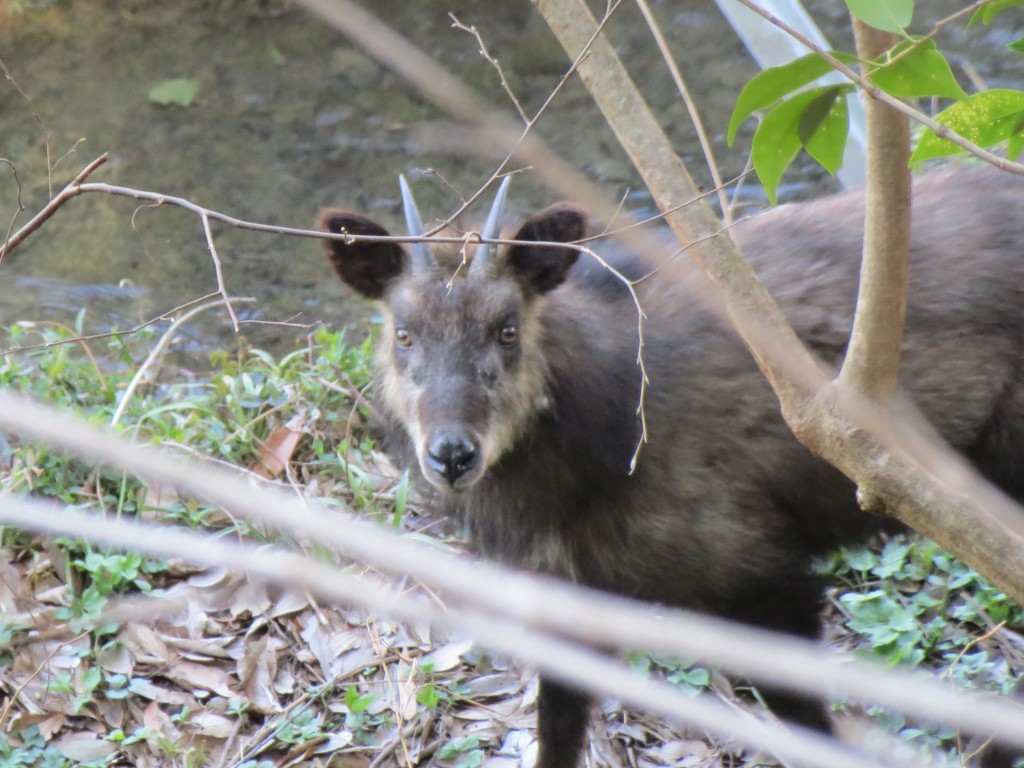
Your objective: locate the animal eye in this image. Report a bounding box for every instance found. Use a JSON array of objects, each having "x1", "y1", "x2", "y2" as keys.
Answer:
[
  {"x1": 498, "y1": 324, "x2": 518, "y2": 345},
  {"x1": 395, "y1": 328, "x2": 413, "y2": 348}
]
